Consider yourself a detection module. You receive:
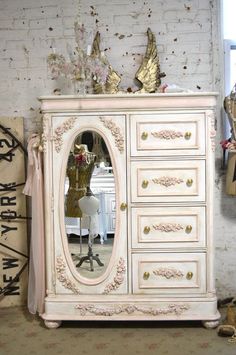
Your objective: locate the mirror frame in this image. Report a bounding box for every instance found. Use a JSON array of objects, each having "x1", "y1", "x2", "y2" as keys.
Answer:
[{"x1": 58, "y1": 124, "x2": 120, "y2": 286}]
